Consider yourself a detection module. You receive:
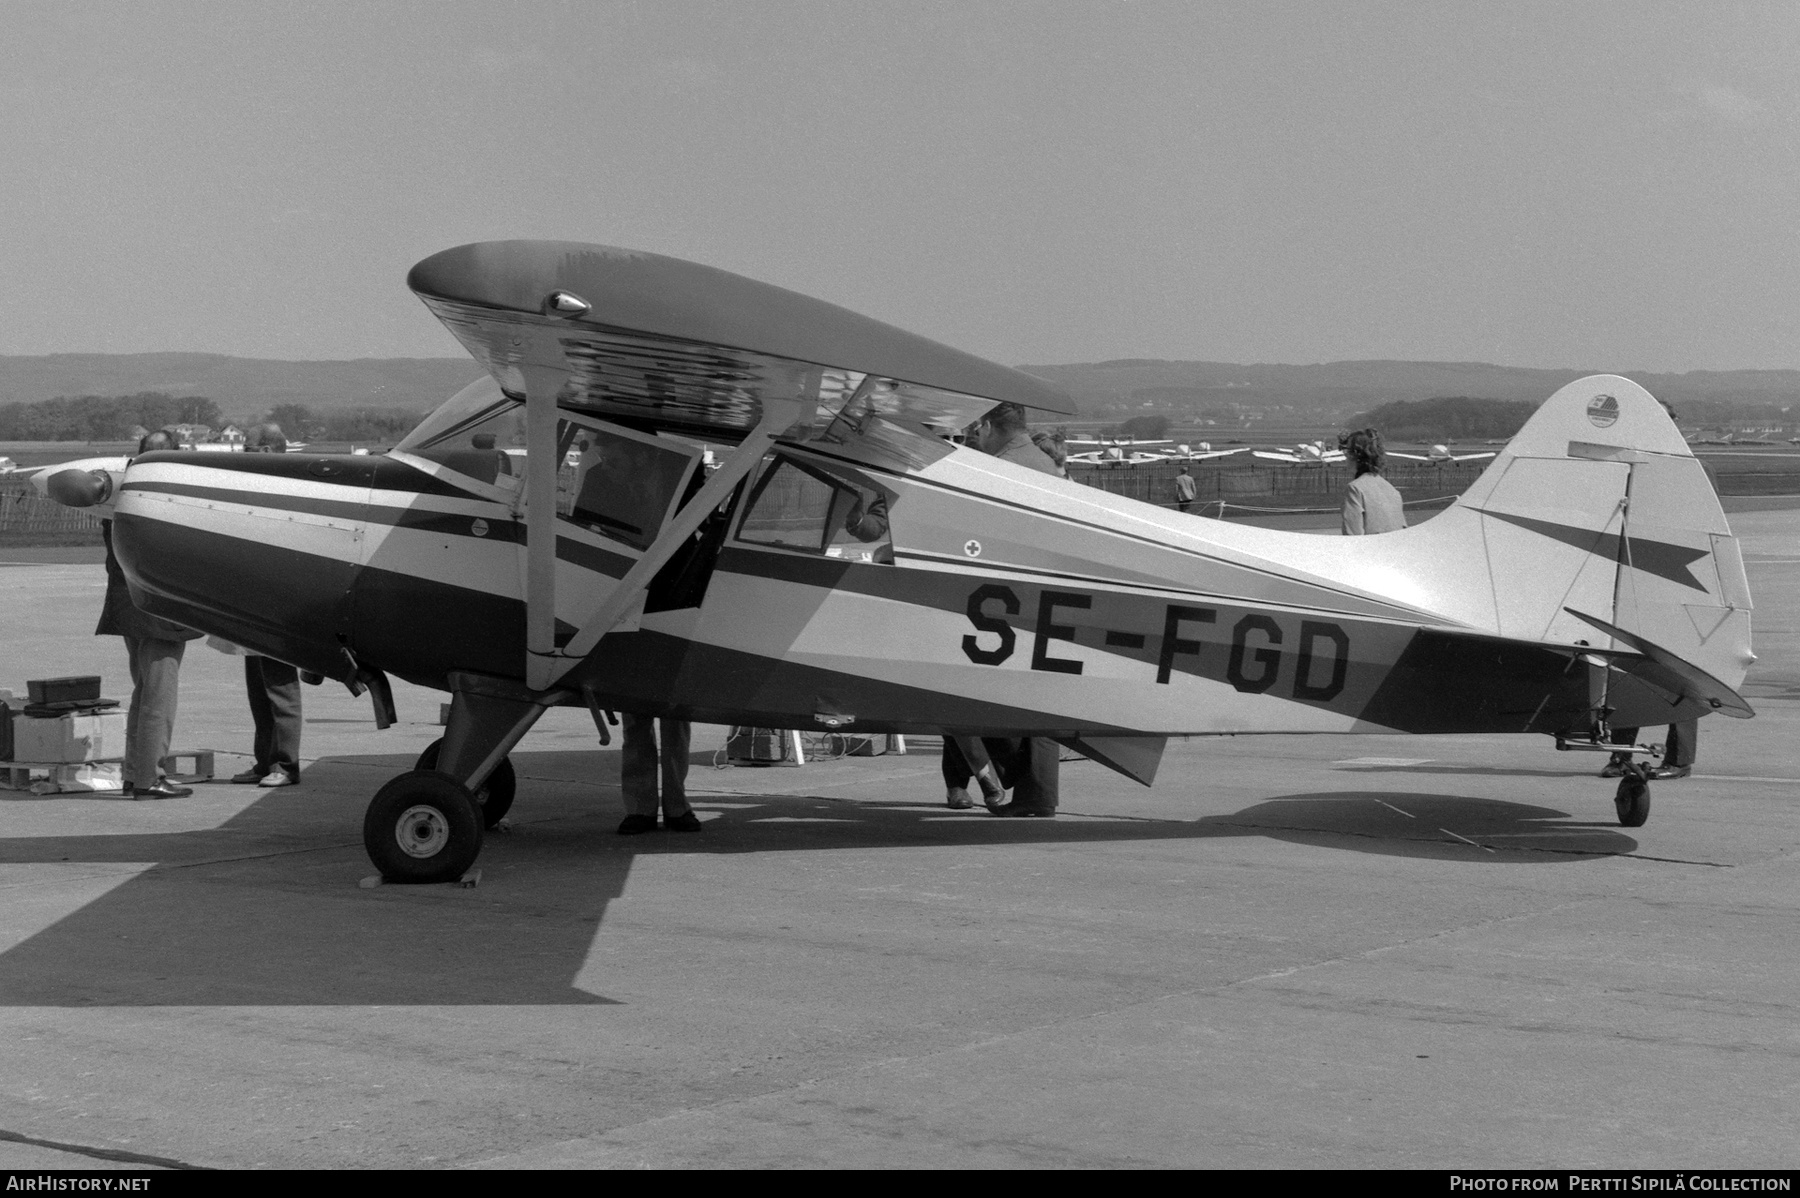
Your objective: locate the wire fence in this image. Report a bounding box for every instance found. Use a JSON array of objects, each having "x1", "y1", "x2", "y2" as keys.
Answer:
[{"x1": 0, "y1": 480, "x2": 103, "y2": 543}]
